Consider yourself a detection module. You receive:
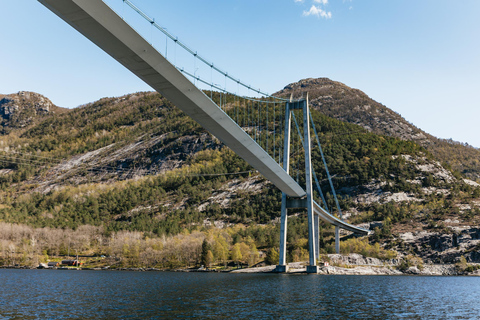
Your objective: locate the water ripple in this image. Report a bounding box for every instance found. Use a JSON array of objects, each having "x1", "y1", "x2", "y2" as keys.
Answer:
[{"x1": 1, "y1": 270, "x2": 479, "y2": 319}]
